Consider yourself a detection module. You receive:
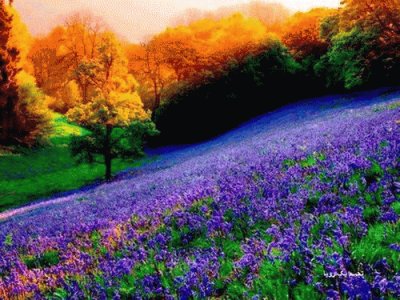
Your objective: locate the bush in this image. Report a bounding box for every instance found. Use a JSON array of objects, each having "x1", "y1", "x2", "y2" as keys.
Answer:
[
  {"x1": 48, "y1": 81, "x2": 81, "y2": 114},
  {"x1": 14, "y1": 72, "x2": 52, "y2": 146}
]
